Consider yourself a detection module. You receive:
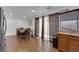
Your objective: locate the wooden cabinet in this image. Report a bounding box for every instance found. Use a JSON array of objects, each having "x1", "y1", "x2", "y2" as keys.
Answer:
[
  {"x1": 58, "y1": 35, "x2": 69, "y2": 51},
  {"x1": 69, "y1": 37, "x2": 79, "y2": 52},
  {"x1": 58, "y1": 32, "x2": 79, "y2": 52}
]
